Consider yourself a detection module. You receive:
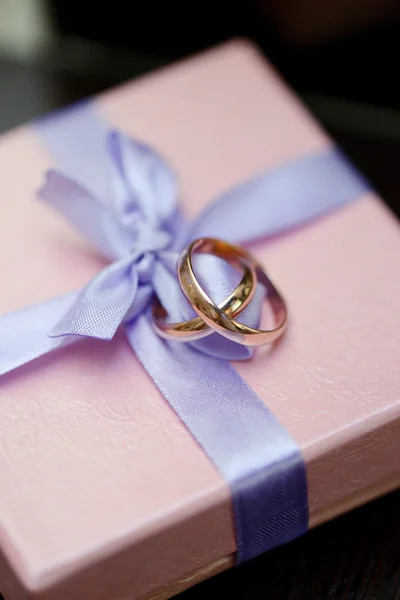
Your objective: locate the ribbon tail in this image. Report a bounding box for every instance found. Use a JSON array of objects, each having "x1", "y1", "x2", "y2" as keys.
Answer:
[
  {"x1": 0, "y1": 291, "x2": 80, "y2": 376},
  {"x1": 125, "y1": 314, "x2": 309, "y2": 563}
]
